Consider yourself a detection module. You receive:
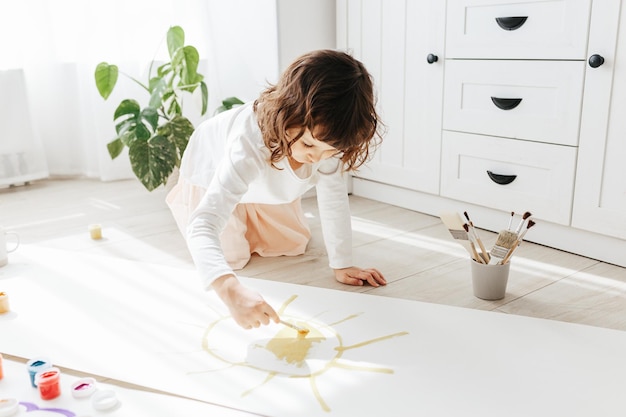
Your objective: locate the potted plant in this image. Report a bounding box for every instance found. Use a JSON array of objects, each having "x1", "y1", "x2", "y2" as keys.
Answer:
[{"x1": 94, "y1": 25, "x2": 208, "y2": 191}]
